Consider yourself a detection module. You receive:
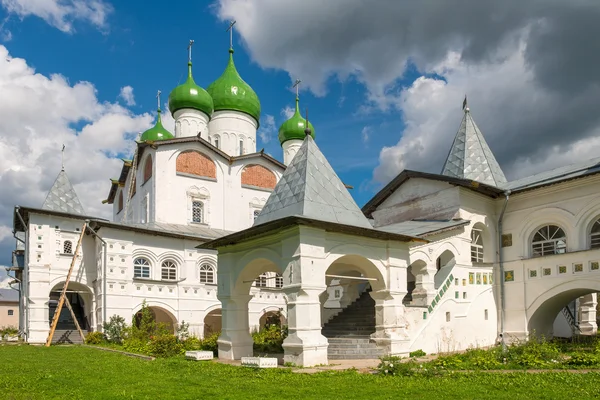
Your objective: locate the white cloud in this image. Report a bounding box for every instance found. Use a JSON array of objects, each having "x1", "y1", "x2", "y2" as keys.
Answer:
[
  {"x1": 258, "y1": 114, "x2": 276, "y2": 144},
  {"x1": 119, "y1": 85, "x2": 135, "y2": 106},
  {"x1": 1, "y1": 0, "x2": 113, "y2": 33},
  {"x1": 0, "y1": 45, "x2": 152, "y2": 262},
  {"x1": 361, "y1": 126, "x2": 372, "y2": 144},
  {"x1": 281, "y1": 106, "x2": 294, "y2": 119}
]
